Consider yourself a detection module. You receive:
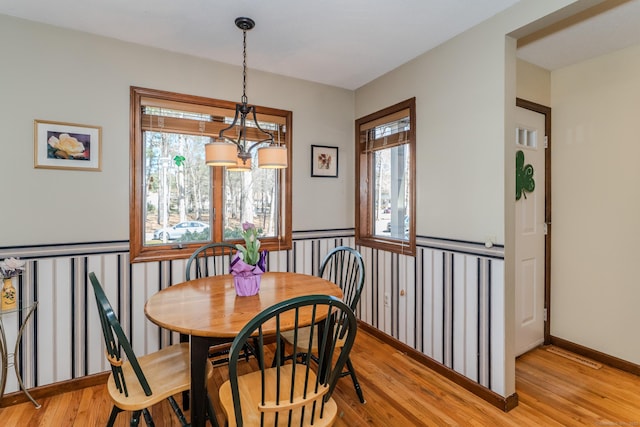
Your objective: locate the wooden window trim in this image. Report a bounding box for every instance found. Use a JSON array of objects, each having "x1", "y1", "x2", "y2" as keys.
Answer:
[
  {"x1": 355, "y1": 97, "x2": 416, "y2": 256},
  {"x1": 129, "y1": 86, "x2": 292, "y2": 263}
]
